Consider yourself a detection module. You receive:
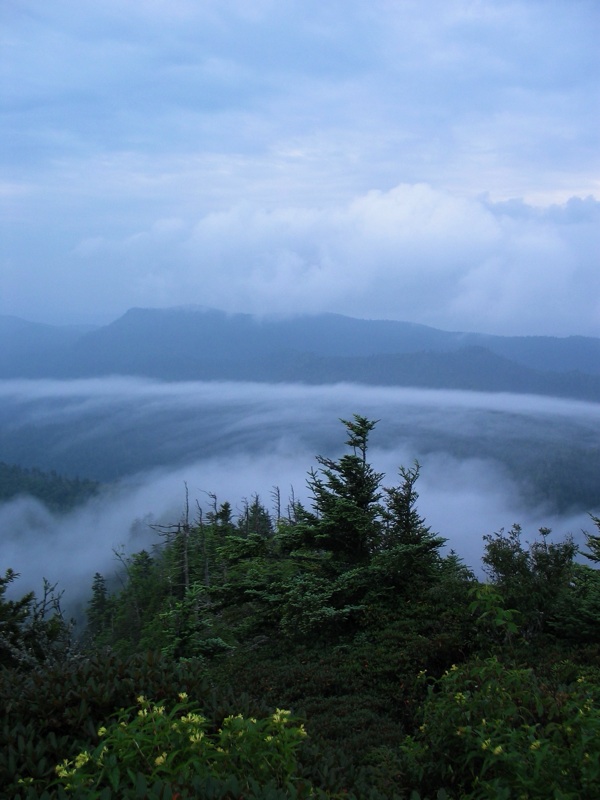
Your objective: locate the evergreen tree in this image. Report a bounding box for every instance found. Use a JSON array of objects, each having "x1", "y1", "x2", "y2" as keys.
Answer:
[
  {"x1": 109, "y1": 550, "x2": 163, "y2": 652},
  {"x1": 86, "y1": 572, "x2": 110, "y2": 643},
  {"x1": 237, "y1": 495, "x2": 273, "y2": 538},
  {"x1": 302, "y1": 415, "x2": 384, "y2": 566},
  {"x1": 583, "y1": 514, "x2": 600, "y2": 564},
  {"x1": 371, "y1": 463, "x2": 447, "y2": 591}
]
